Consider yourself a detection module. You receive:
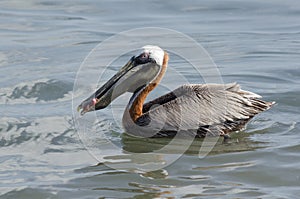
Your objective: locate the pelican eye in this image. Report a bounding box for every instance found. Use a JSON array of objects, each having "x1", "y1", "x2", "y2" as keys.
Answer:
[
  {"x1": 135, "y1": 52, "x2": 151, "y2": 65},
  {"x1": 141, "y1": 52, "x2": 148, "y2": 59}
]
